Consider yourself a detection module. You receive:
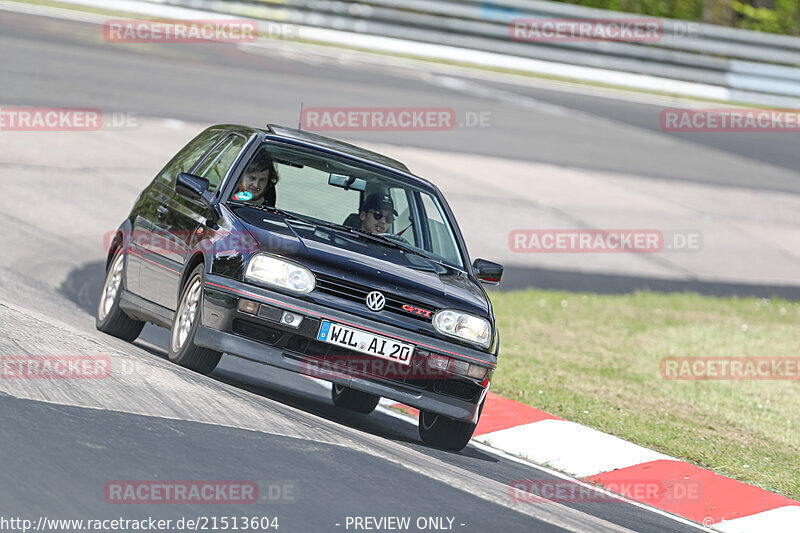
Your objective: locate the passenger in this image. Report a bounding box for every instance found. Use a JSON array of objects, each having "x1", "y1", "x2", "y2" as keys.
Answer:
[
  {"x1": 359, "y1": 193, "x2": 397, "y2": 234},
  {"x1": 233, "y1": 152, "x2": 279, "y2": 207}
]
